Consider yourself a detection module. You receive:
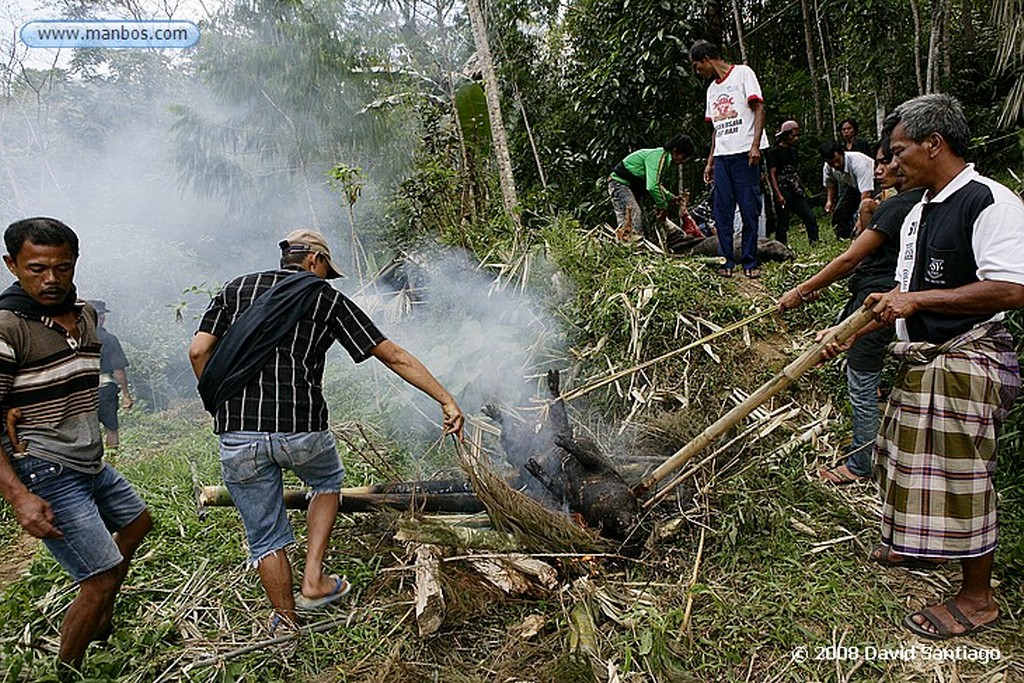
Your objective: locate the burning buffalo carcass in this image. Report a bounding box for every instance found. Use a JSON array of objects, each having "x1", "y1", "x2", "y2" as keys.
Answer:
[{"x1": 482, "y1": 370, "x2": 640, "y2": 542}]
